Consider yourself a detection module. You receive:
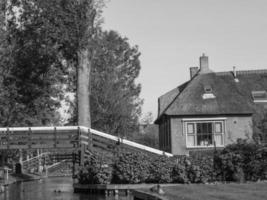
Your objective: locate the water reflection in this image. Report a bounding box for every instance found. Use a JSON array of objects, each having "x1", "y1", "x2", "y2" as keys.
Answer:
[{"x1": 1, "y1": 177, "x2": 132, "y2": 200}]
